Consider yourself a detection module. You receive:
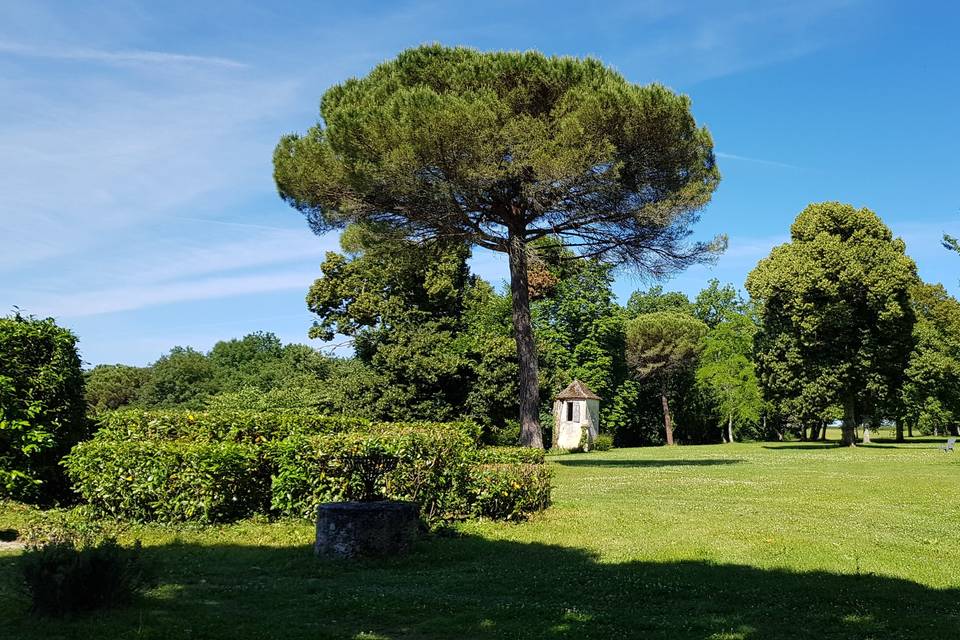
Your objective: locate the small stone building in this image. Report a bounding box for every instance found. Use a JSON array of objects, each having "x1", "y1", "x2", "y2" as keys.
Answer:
[{"x1": 552, "y1": 379, "x2": 601, "y2": 450}]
